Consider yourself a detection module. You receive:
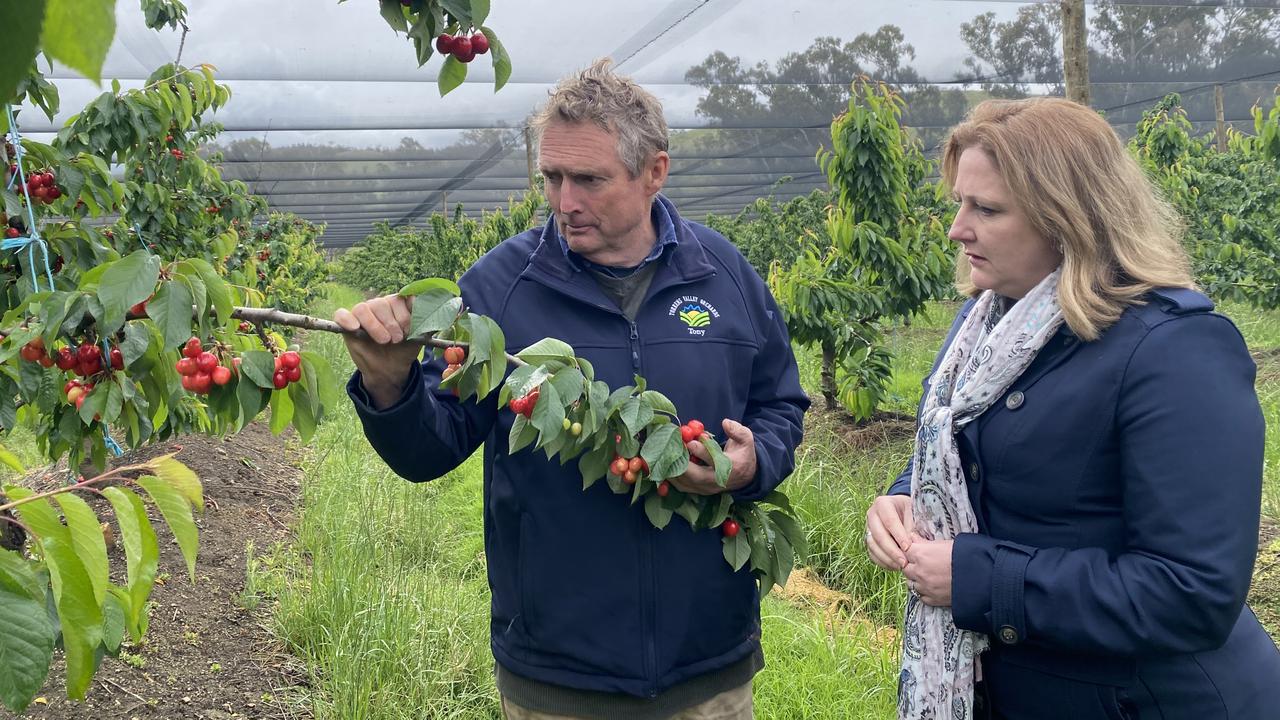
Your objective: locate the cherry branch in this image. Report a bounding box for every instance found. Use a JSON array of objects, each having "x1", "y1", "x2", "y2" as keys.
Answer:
[{"x1": 222, "y1": 306, "x2": 528, "y2": 367}]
